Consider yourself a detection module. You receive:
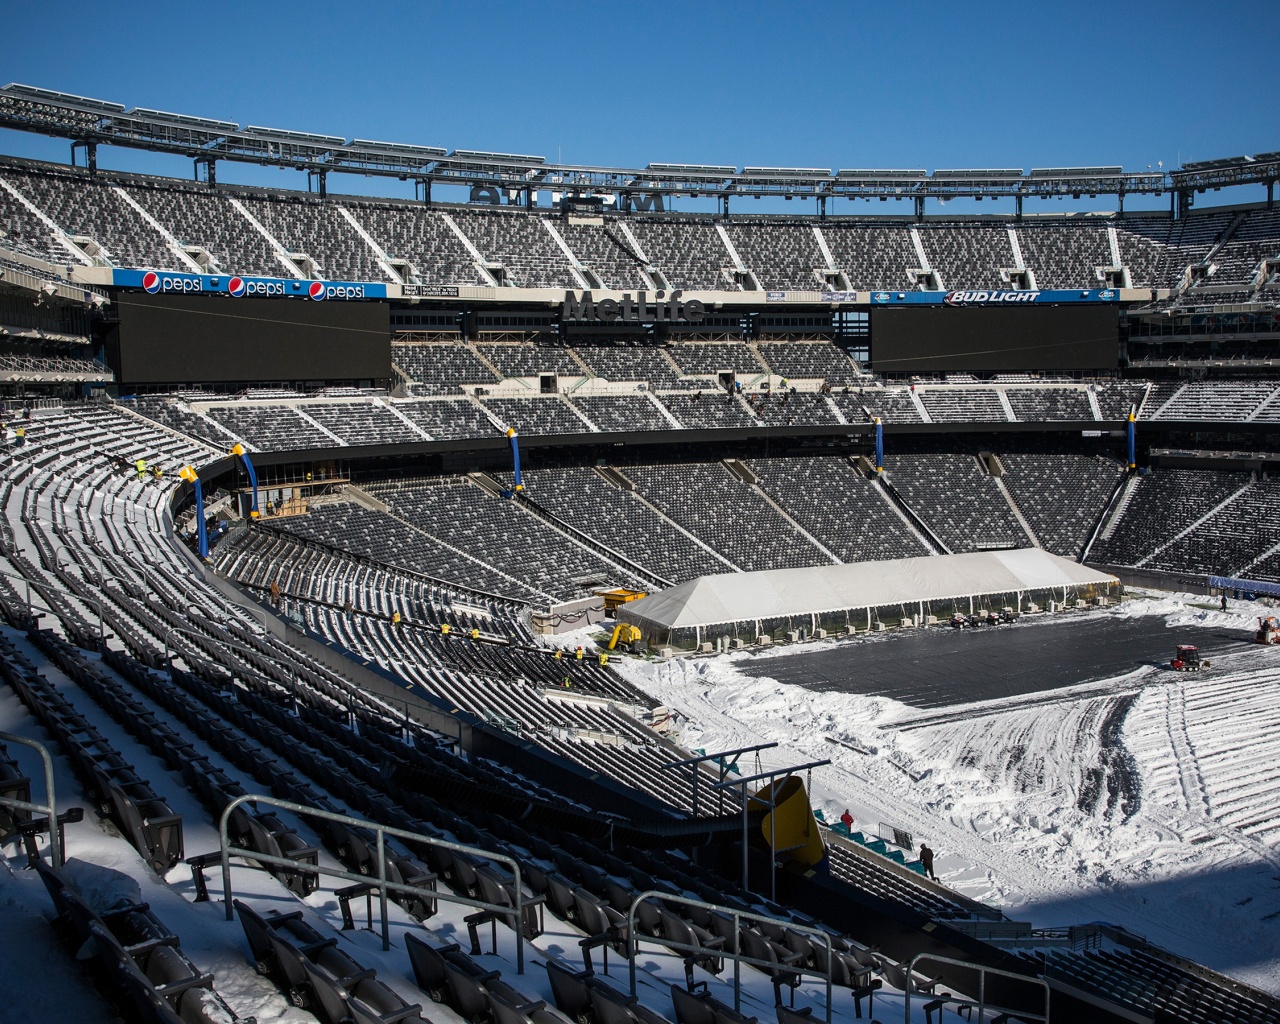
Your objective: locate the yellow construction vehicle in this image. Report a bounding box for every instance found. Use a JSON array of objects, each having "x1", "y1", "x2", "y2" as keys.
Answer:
[{"x1": 608, "y1": 623, "x2": 643, "y2": 650}]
